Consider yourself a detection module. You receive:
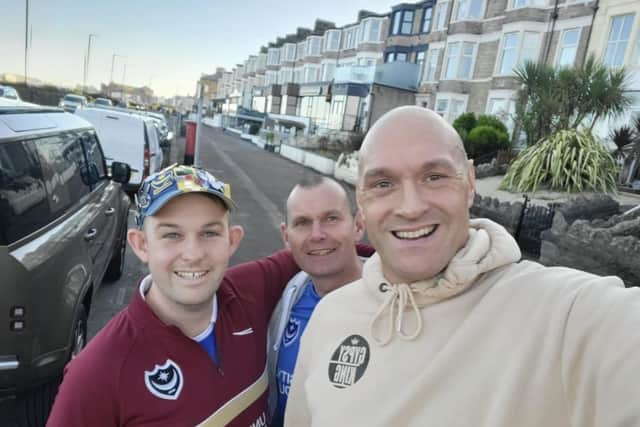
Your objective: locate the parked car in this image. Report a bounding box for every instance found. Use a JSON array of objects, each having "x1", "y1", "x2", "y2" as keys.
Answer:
[
  {"x1": 0, "y1": 85, "x2": 21, "y2": 102},
  {"x1": 58, "y1": 93, "x2": 88, "y2": 112},
  {"x1": 0, "y1": 104, "x2": 131, "y2": 425},
  {"x1": 75, "y1": 107, "x2": 164, "y2": 192},
  {"x1": 93, "y1": 97, "x2": 113, "y2": 107}
]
